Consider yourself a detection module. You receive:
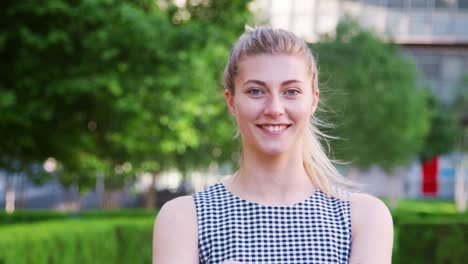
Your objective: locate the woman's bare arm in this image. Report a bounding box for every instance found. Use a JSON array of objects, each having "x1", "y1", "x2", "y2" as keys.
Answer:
[
  {"x1": 153, "y1": 195, "x2": 199, "y2": 264},
  {"x1": 349, "y1": 193, "x2": 394, "y2": 264}
]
